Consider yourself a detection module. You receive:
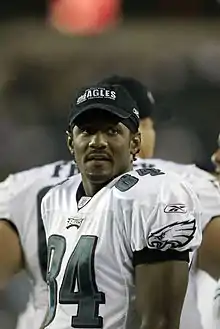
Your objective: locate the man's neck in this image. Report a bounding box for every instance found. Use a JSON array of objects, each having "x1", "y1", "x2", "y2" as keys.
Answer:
[
  {"x1": 81, "y1": 165, "x2": 133, "y2": 197},
  {"x1": 82, "y1": 180, "x2": 108, "y2": 197}
]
